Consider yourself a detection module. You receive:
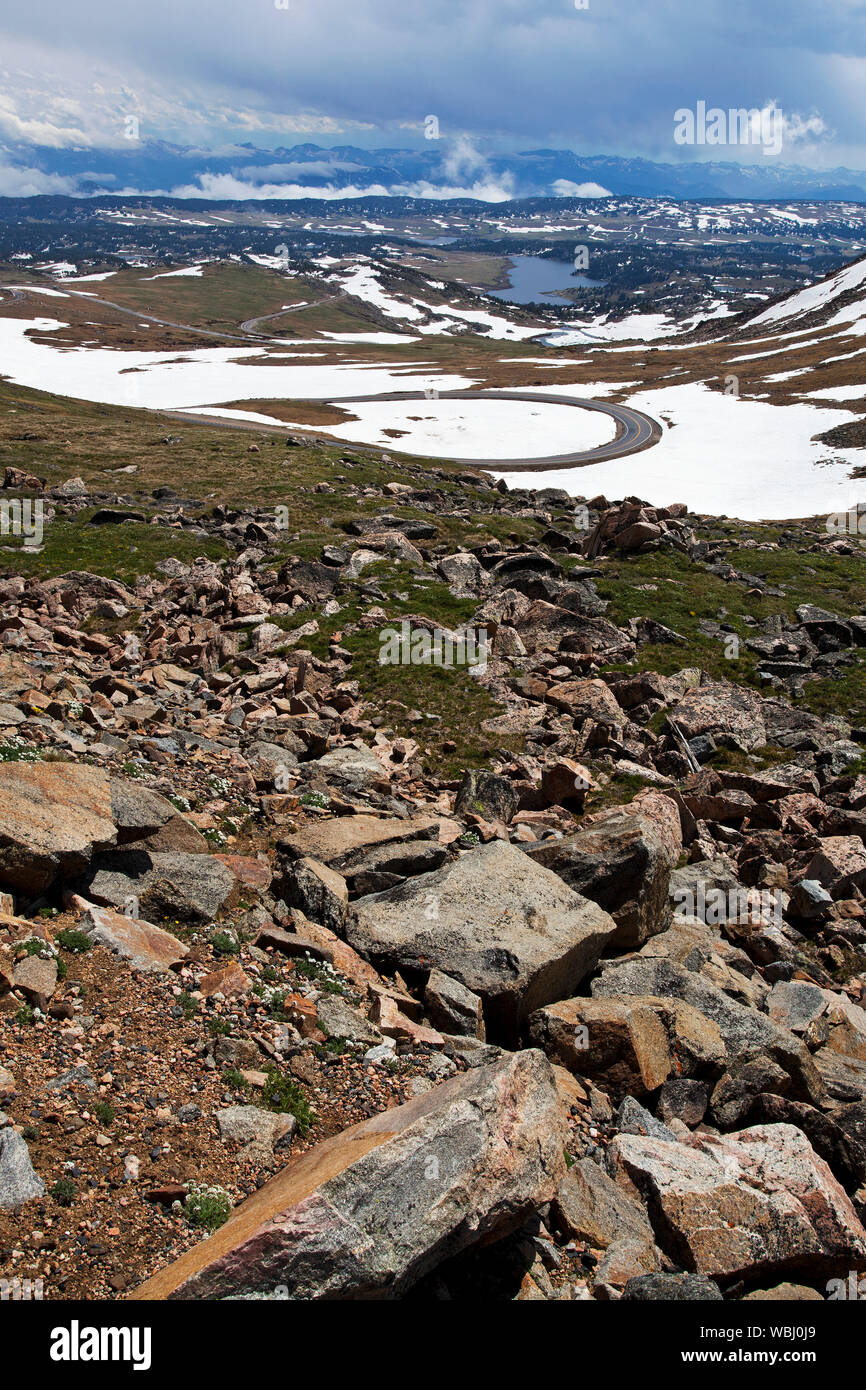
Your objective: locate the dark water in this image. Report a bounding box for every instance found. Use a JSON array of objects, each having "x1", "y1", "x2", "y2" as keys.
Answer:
[{"x1": 487, "y1": 254, "x2": 606, "y2": 306}]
